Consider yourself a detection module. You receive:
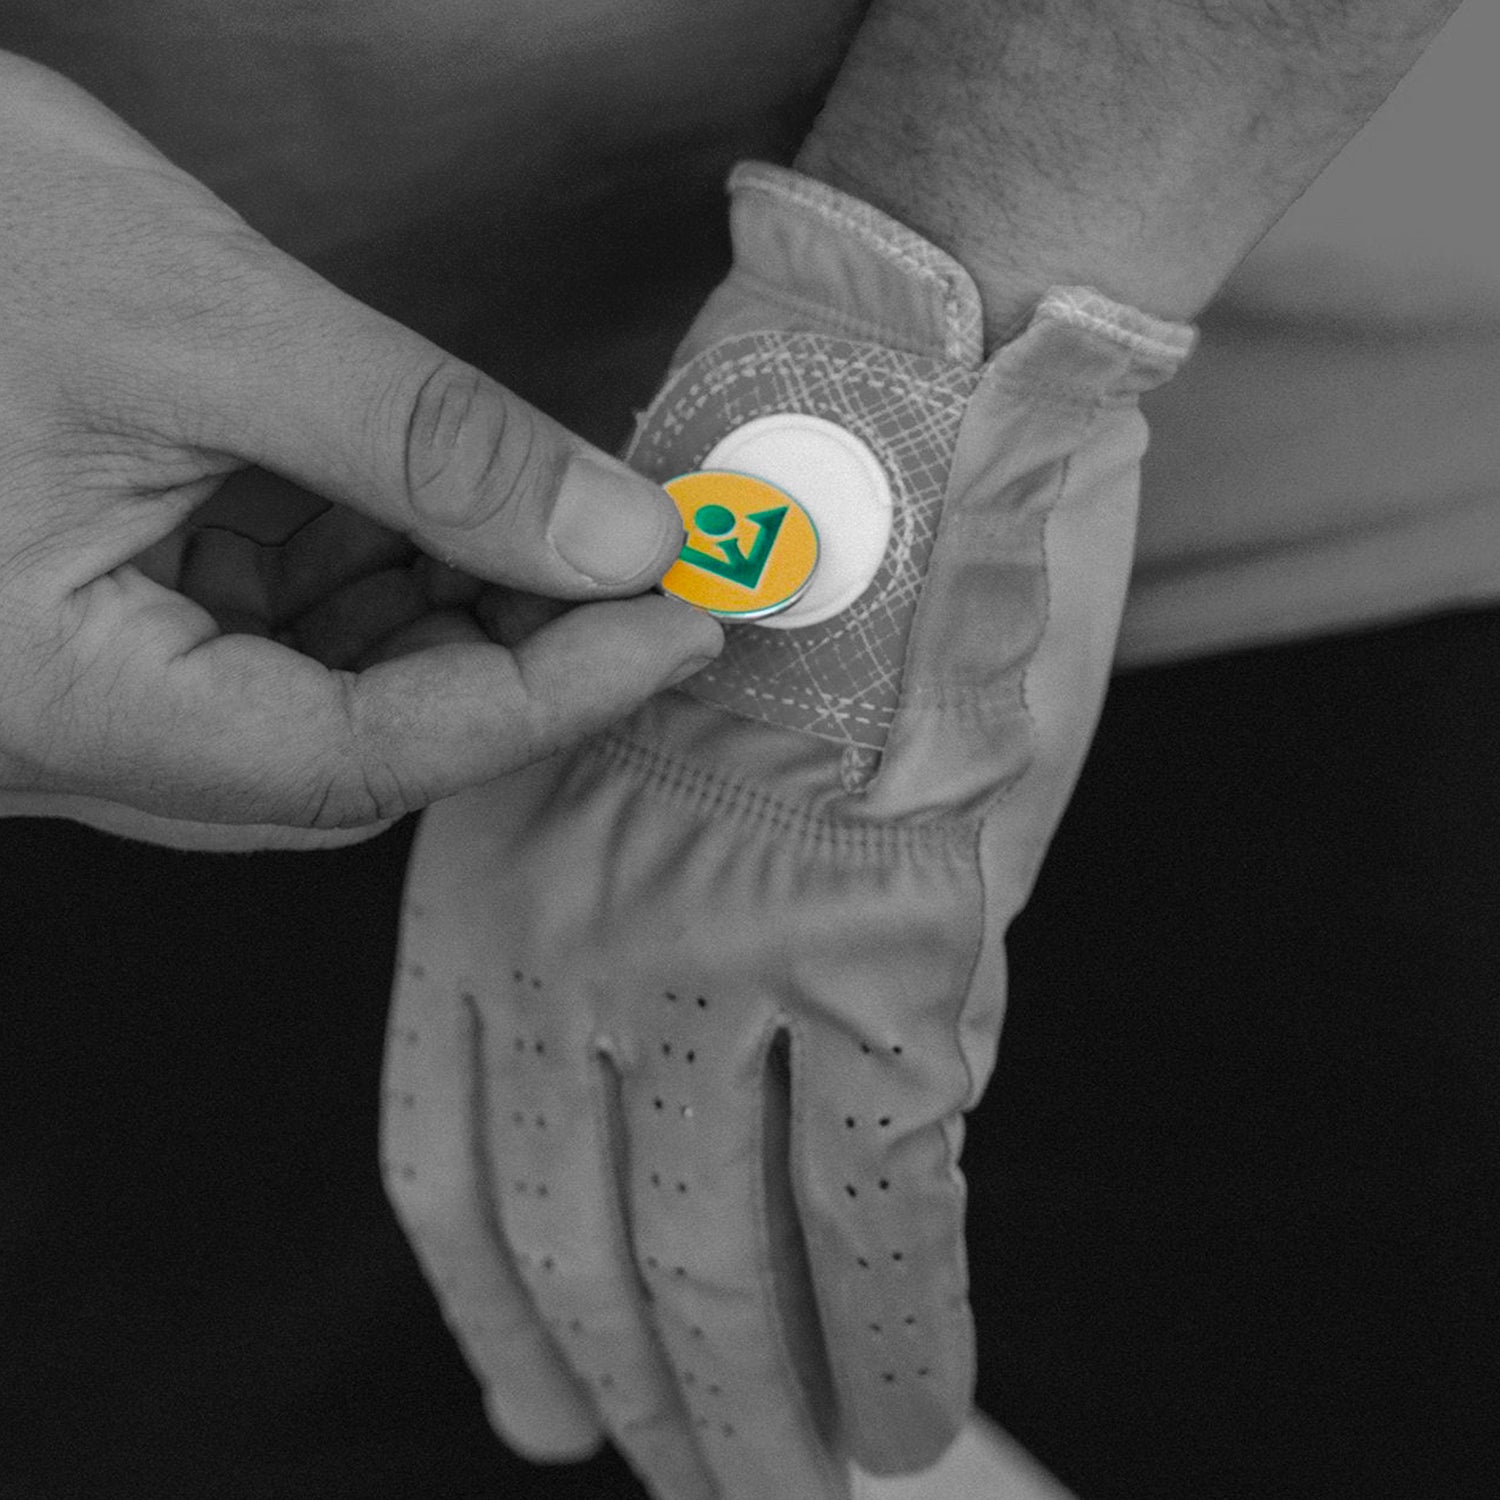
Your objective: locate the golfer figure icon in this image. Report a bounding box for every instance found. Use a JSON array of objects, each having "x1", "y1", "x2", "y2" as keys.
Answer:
[
  {"x1": 681, "y1": 501, "x2": 787, "y2": 590},
  {"x1": 659, "y1": 470, "x2": 819, "y2": 621}
]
